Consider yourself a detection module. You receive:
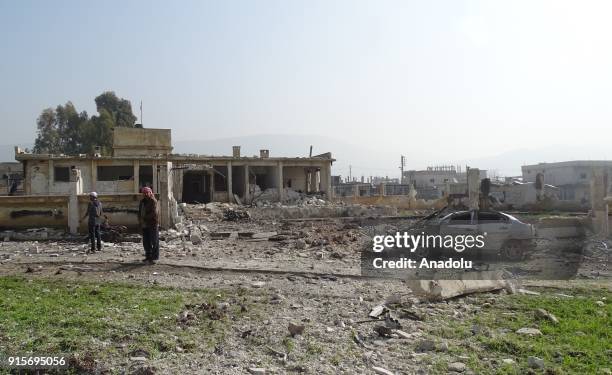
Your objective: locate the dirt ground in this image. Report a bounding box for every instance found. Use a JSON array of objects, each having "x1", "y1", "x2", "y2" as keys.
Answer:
[{"x1": 0, "y1": 205, "x2": 610, "y2": 374}]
